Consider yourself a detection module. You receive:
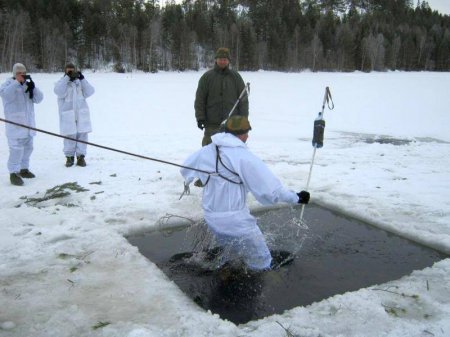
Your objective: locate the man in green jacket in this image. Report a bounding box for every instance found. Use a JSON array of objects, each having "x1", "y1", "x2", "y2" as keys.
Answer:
[{"x1": 195, "y1": 47, "x2": 249, "y2": 146}]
